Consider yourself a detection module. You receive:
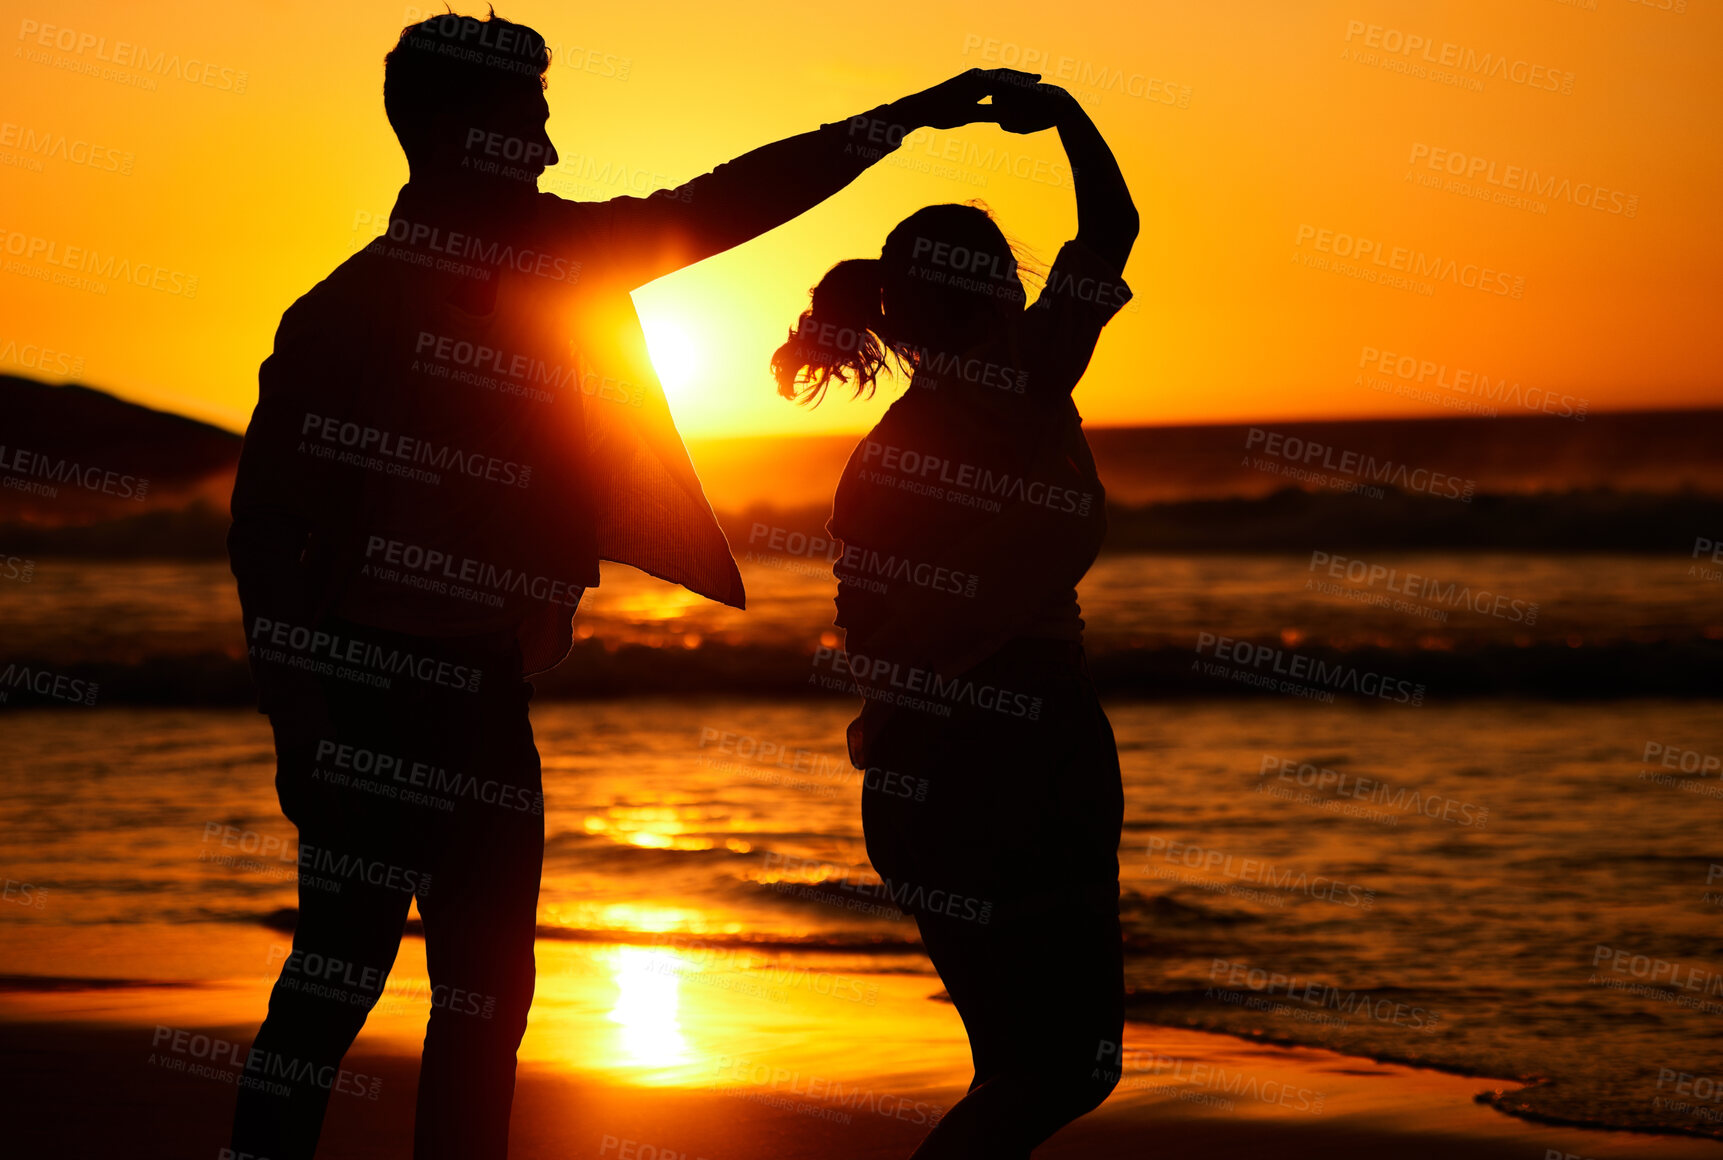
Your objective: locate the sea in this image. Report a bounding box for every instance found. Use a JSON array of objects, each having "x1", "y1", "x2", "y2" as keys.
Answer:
[{"x1": 2, "y1": 551, "x2": 1722, "y2": 1140}]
